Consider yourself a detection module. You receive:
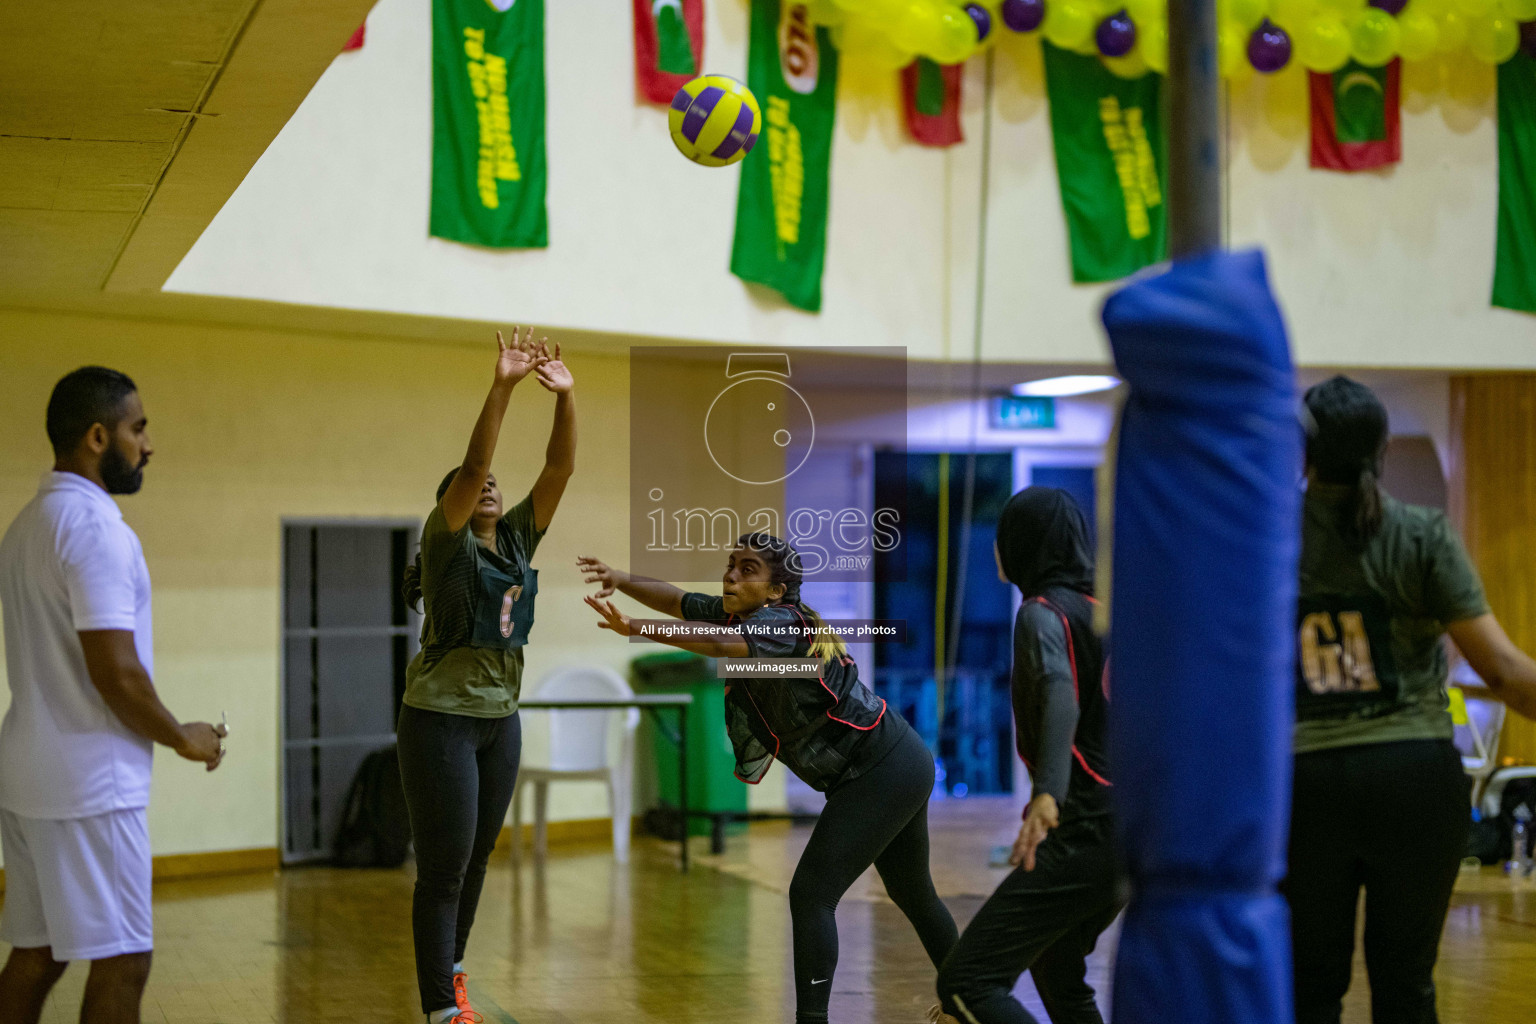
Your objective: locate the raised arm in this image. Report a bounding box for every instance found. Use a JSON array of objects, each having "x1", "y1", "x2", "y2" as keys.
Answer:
[
  {"x1": 78, "y1": 630, "x2": 225, "y2": 770},
  {"x1": 441, "y1": 327, "x2": 547, "y2": 533},
  {"x1": 530, "y1": 342, "x2": 576, "y2": 532},
  {"x1": 577, "y1": 556, "x2": 687, "y2": 618},
  {"x1": 1448, "y1": 614, "x2": 1536, "y2": 722}
]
